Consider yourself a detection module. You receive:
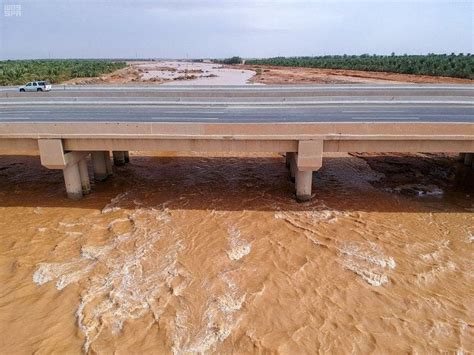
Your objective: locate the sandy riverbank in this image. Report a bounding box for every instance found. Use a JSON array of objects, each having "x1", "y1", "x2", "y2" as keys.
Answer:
[
  {"x1": 63, "y1": 61, "x2": 473, "y2": 86},
  {"x1": 64, "y1": 61, "x2": 259, "y2": 86},
  {"x1": 237, "y1": 64, "x2": 474, "y2": 85}
]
